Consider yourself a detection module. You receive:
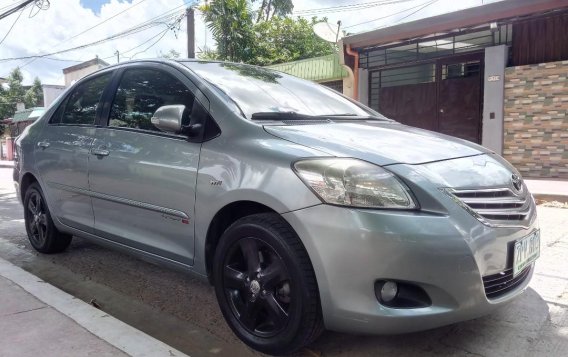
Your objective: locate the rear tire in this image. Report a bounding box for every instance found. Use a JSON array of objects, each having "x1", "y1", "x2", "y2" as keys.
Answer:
[
  {"x1": 213, "y1": 213, "x2": 323, "y2": 355},
  {"x1": 23, "y1": 182, "x2": 72, "y2": 253}
]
